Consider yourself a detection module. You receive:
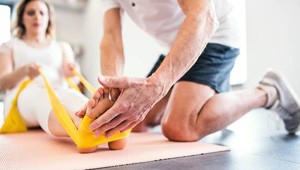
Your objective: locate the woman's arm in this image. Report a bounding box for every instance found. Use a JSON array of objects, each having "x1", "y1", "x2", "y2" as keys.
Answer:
[
  {"x1": 0, "y1": 53, "x2": 39, "y2": 91},
  {"x1": 61, "y1": 42, "x2": 77, "y2": 77}
]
